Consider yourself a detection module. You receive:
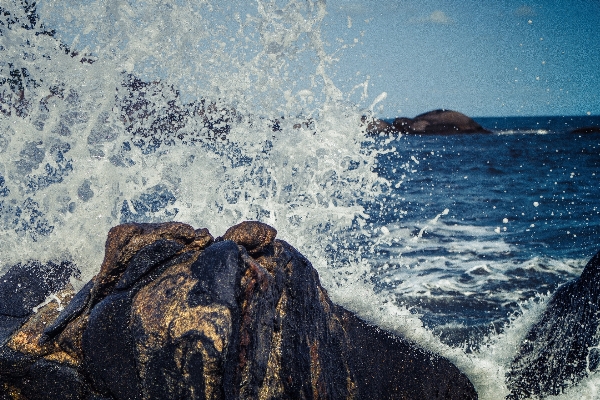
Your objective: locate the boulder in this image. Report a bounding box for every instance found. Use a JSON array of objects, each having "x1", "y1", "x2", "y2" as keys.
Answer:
[
  {"x1": 506, "y1": 250, "x2": 600, "y2": 398},
  {"x1": 1, "y1": 221, "x2": 477, "y2": 399},
  {"x1": 363, "y1": 110, "x2": 490, "y2": 135}
]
